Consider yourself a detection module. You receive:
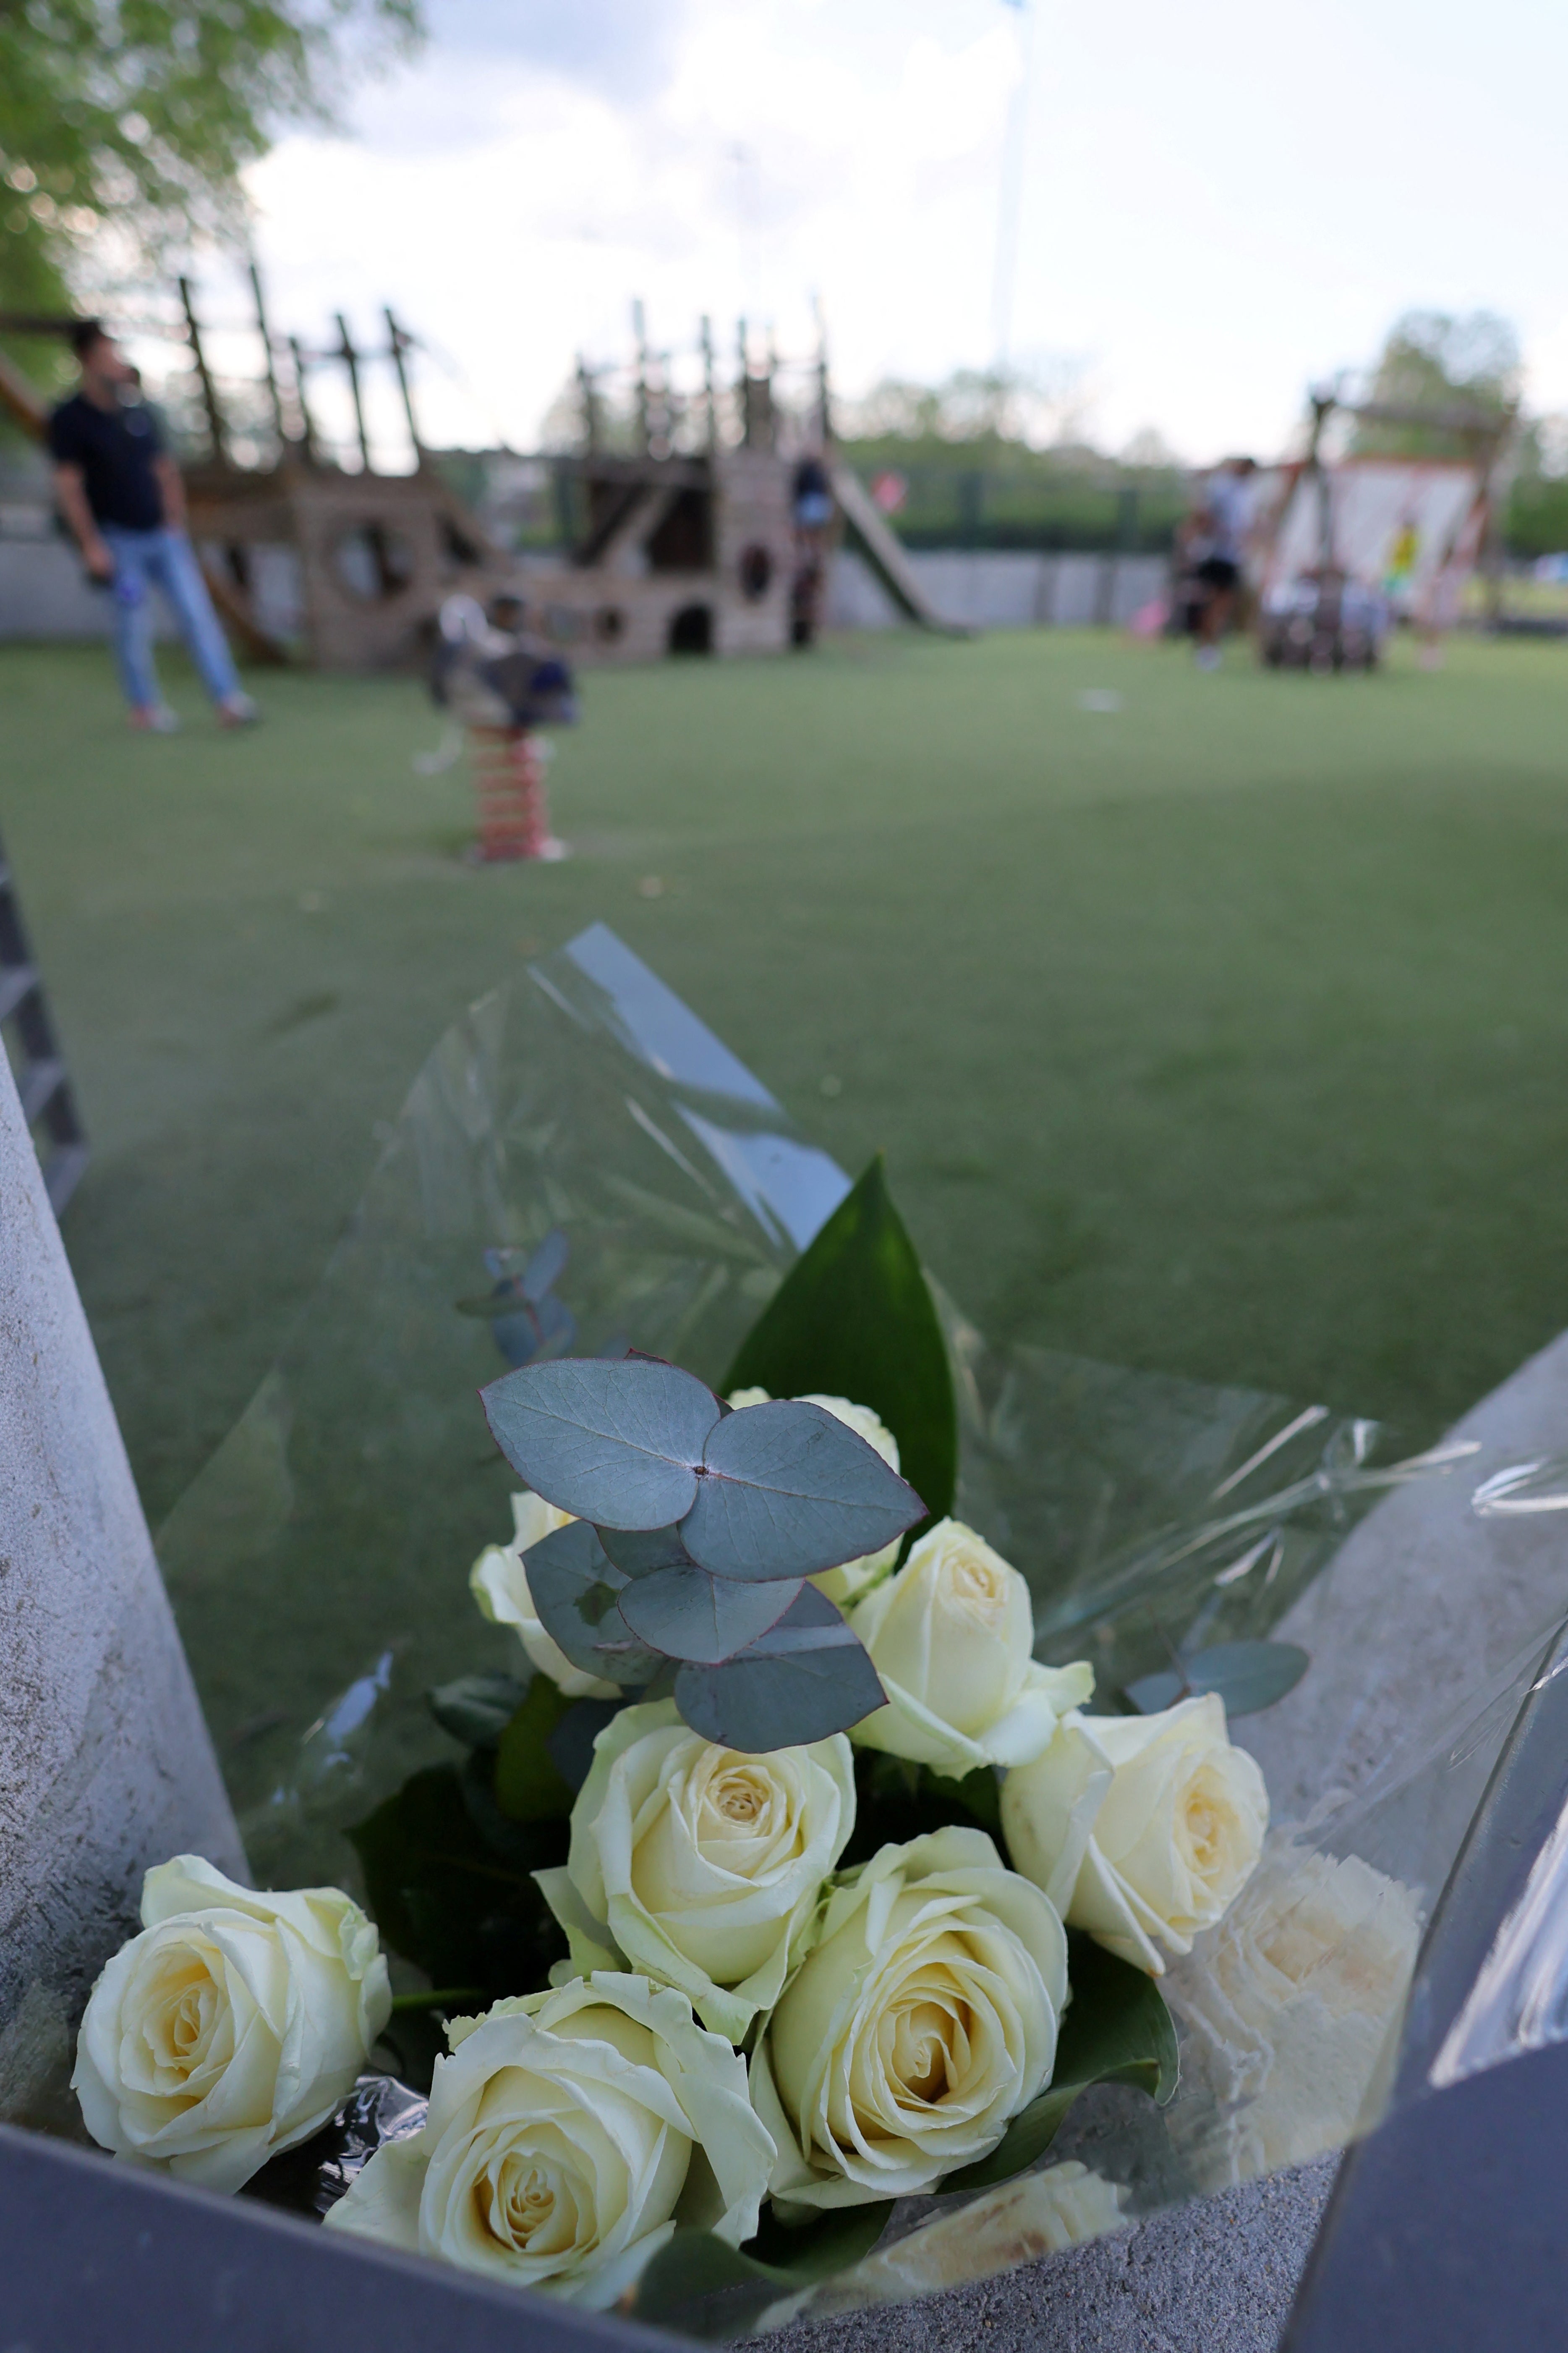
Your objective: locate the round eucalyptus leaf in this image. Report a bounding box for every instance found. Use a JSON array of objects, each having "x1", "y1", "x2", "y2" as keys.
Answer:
[
  {"x1": 680, "y1": 1400, "x2": 924, "y2": 1582},
  {"x1": 481, "y1": 1357, "x2": 721, "y2": 1527},
  {"x1": 618, "y1": 1565, "x2": 803, "y2": 1665},
  {"x1": 1124, "y1": 1639, "x2": 1310, "y2": 1720},
  {"x1": 525, "y1": 1521, "x2": 663, "y2": 1687},
  {"x1": 598, "y1": 1523, "x2": 695, "y2": 1578},
  {"x1": 674, "y1": 1584, "x2": 886, "y2": 1751}
]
